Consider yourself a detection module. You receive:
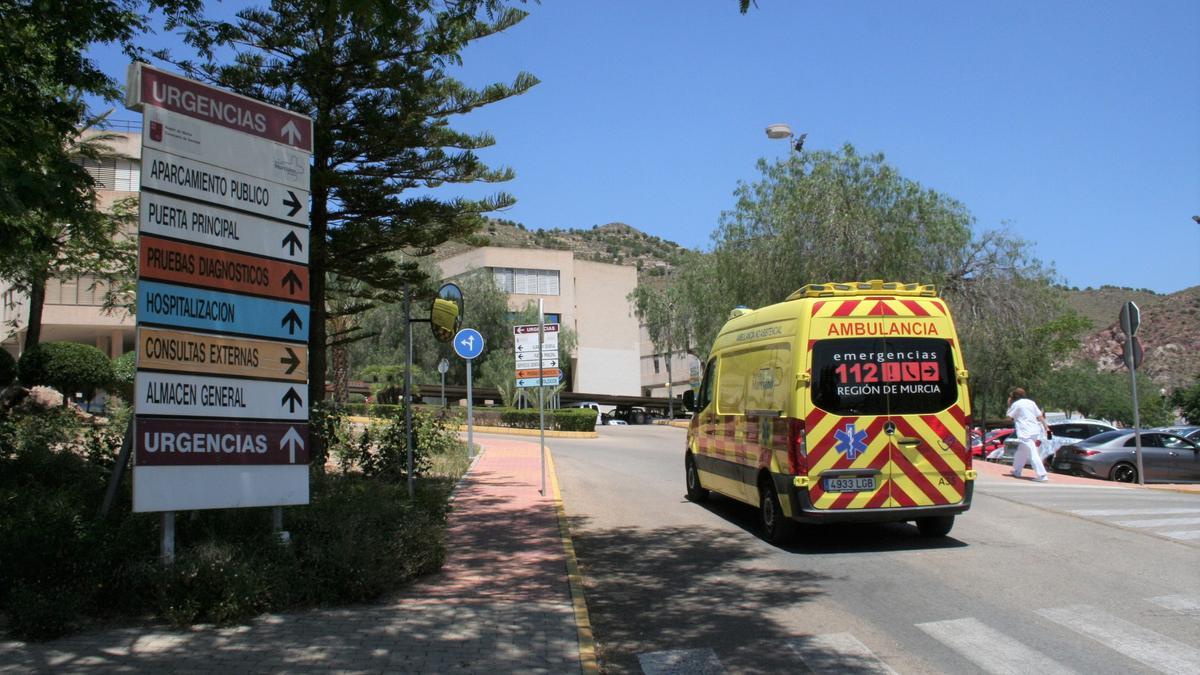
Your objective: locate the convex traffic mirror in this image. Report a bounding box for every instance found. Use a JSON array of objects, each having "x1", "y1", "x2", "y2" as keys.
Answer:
[{"x1": 430, "y1": 283, "x2": 463, "y2": 343}]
